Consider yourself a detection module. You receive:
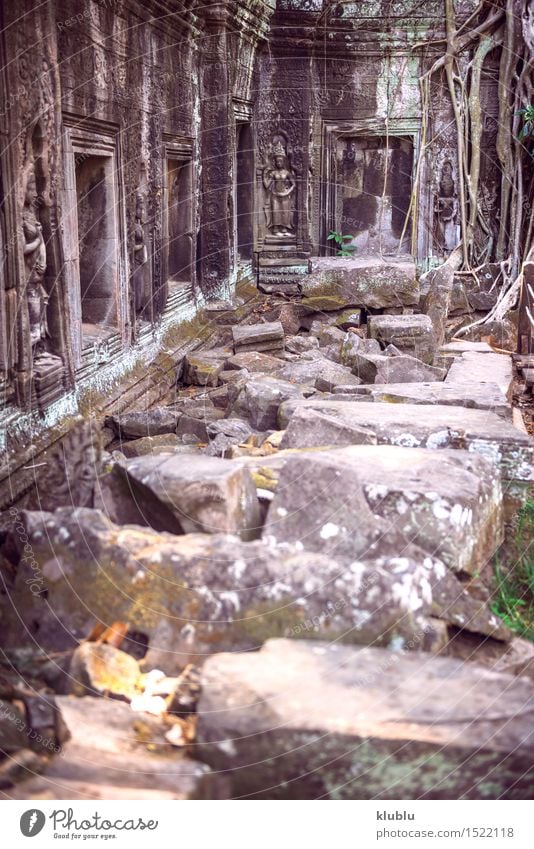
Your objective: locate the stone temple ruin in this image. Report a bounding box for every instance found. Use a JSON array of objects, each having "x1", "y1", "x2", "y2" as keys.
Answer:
[{"x1": 0, "y1": 0, "x2": 533, "y2": 800}]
